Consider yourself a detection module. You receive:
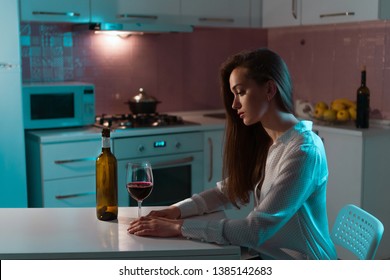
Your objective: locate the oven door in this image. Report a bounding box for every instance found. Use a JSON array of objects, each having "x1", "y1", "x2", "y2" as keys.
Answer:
[{"x1": 118, "y1": 151, "x2": 203, "y2": 207}]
